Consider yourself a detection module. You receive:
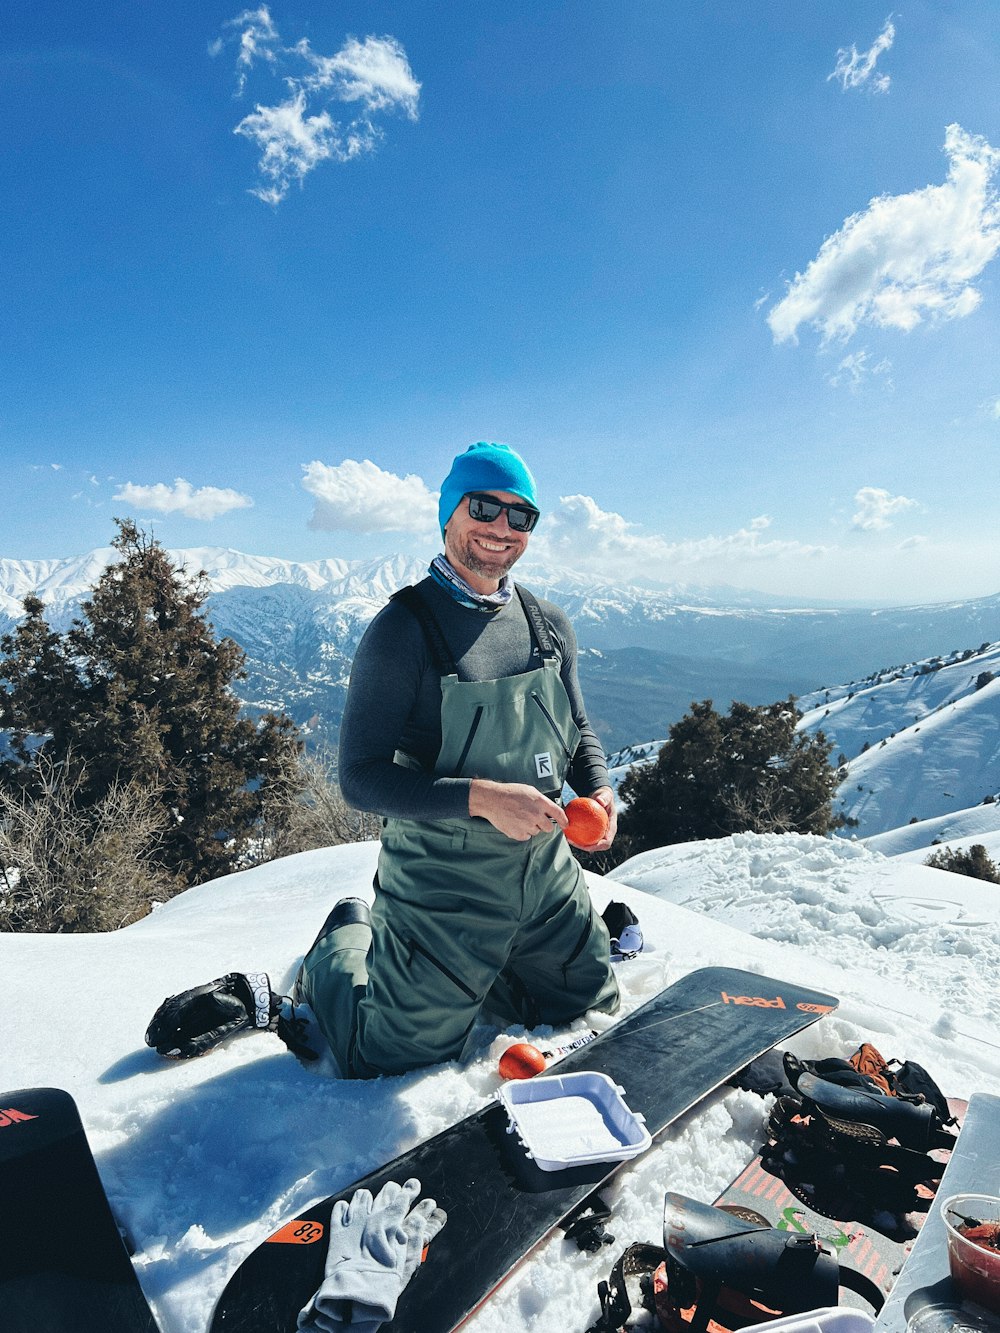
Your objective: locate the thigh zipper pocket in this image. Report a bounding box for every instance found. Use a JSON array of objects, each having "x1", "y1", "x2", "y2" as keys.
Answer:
[
  {"x1": 406, "y1": 936, "x2": 478, "y2": 1001},
  {"x1": 562, "y1": 916, "x2": 593, "y2": 984}
]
